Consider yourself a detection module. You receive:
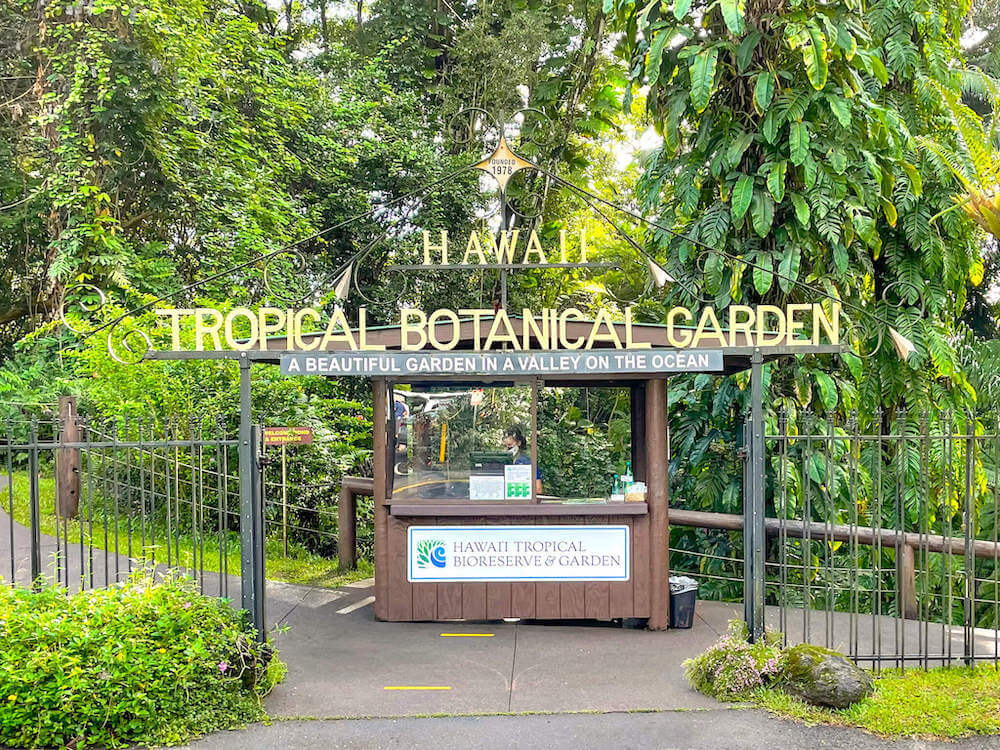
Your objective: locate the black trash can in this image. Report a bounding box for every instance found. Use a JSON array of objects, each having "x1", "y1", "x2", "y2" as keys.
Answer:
[{"x1": 669, "y1": 576, "x2": 698, "y2": 629}]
